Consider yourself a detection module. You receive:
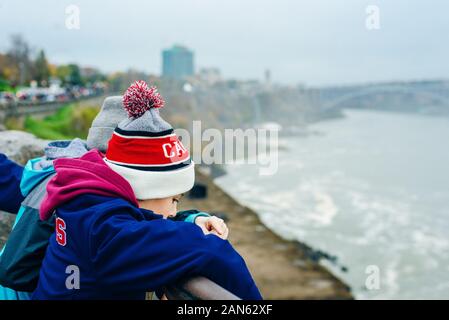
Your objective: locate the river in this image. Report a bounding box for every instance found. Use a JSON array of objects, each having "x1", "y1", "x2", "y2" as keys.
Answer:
[{"x1": 215, "y1": 109, "x2": 449, "y2": 299}]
